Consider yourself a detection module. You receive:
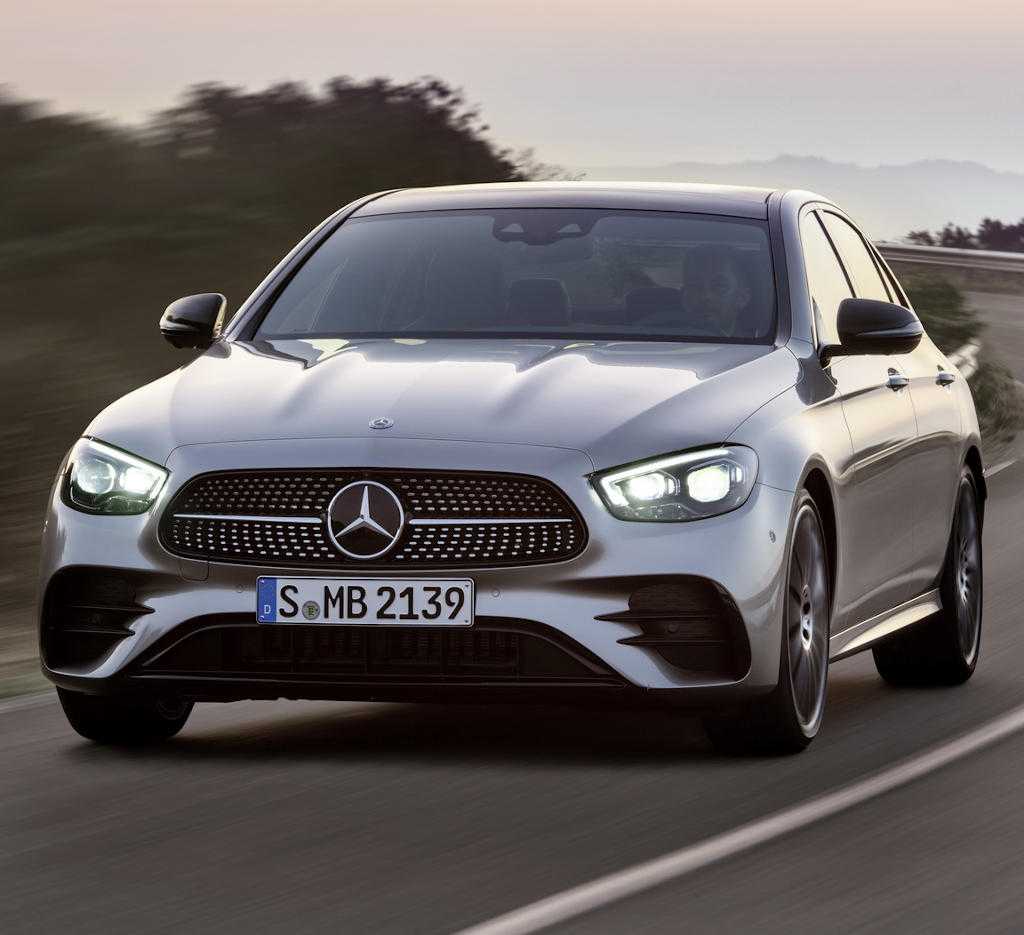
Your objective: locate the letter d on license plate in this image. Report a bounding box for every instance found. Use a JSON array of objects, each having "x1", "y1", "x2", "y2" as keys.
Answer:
[{"x1": 257, "y1": 577, "x2": 474, "y2": 626}]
